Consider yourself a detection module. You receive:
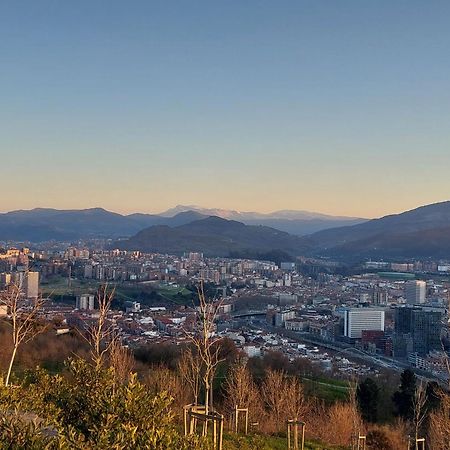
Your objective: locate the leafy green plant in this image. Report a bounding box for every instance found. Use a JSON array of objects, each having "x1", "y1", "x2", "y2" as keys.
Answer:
[{"x1": 0, "y1": 358, "x2": 208, "y2": 449}]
